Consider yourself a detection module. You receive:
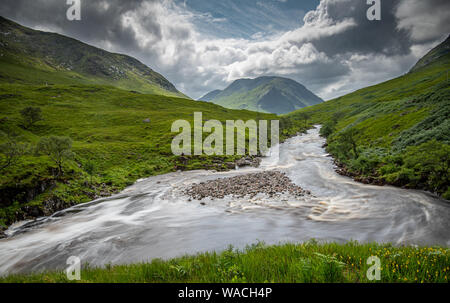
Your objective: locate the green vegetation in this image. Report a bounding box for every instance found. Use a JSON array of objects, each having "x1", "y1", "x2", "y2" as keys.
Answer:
[
  {"x1": 0, "y1": 131, "x2": 29, "y2": 171},
  {"x1": 1, "y1": 241, "x2": 448, "y2": 283},
  {"x1": 0, "y1": 17, "x2": 300, "y2": 230},
  {"x1": 36, "y1": 136, "x2": 75, "y2": 176},
  {"x1": 0, "y1": 17, "x2": 187, "y2": 98},
  {"x1": 285, "y1": 36, "x2": 450, "y2": 199},
  {"x1": 20, "y1": 106, "x2": 43, "y2": 129},
  {"x1": 0, "y1": 83, "x2": 279, "y2": 229},
  {"x1": 199, "y1": 76, "x2": 323, "y2": 115}
]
